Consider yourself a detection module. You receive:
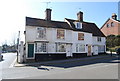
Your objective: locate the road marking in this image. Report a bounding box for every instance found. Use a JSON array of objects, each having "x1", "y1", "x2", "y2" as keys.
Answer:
[{"x1": 9, "y1": 57, "x2": 17, "y2": 68}]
